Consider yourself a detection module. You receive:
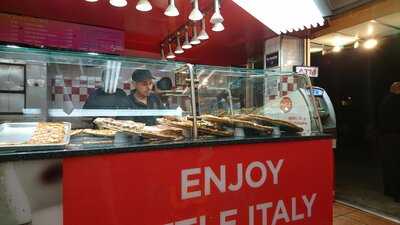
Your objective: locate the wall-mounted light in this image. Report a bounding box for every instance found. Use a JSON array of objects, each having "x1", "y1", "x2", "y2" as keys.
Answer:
[
  {"x1": 136, "y1": 0, "x2": 152, "y2": 12},
  {"x1": 198, "y1": 18, "x2": 209, "y2": 40},
  {"x1": 190, "y1": 25, "x2": 201, "y2": 45},
  {"x1": 210, "y1": 0, "x2": 224, "y2": 24},
  {"x1": 212, "y1": 22, "x2": 224, "y2": 32},
  {"x1": 189, "y1": 0, "x2": 203, "y2": 21},
  {"x1": 182, "y1": 28, "x2": 192, "y2": 49},
  {"x1": 110, "y1": 0, "x2": 127, "y2": 7},
  {"x1": 166, "y1": 43, "x2": 176, "y2": 59},
  {"x1": 164, "y1": 0, "x2": 179, "y2": 17},
  {"x1": 174, "y1": 34, "x2": 184, "y2": 54},
  {"x1": 363, "y1": 38, "x2": 378, "y2": 49}
]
